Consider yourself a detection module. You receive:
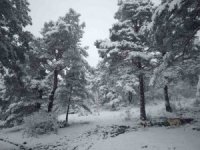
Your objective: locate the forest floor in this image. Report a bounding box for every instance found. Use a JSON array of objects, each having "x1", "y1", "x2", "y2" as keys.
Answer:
[{"x1": 0, "y1": 99, "x2": 200, "y2": 150}]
